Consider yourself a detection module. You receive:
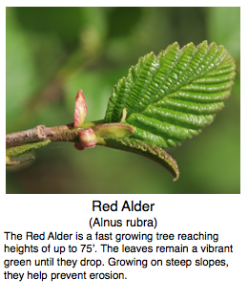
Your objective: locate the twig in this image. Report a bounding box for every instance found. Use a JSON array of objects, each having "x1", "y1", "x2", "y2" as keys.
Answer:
[
  {"x1": 6, "y1": 120, "x2": 104, "y2": 148},
  {"x1": 6, "y1": 125, "x2": 47, "y2": 147}
]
